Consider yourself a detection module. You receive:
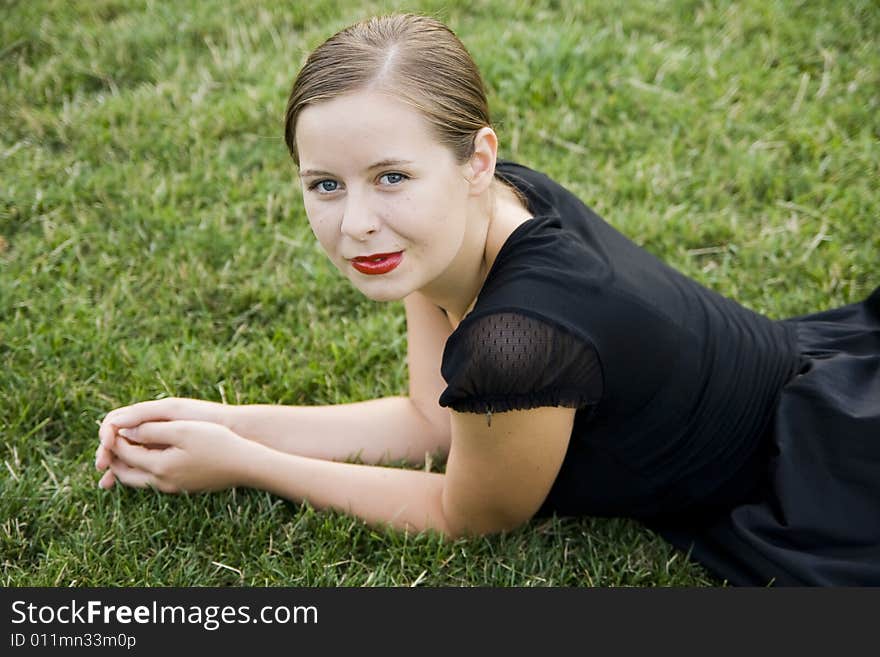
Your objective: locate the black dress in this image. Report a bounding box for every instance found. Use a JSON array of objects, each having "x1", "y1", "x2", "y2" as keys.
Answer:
[{"x1": 437, "y1": 161, "x2": 880, "y2": 586}]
